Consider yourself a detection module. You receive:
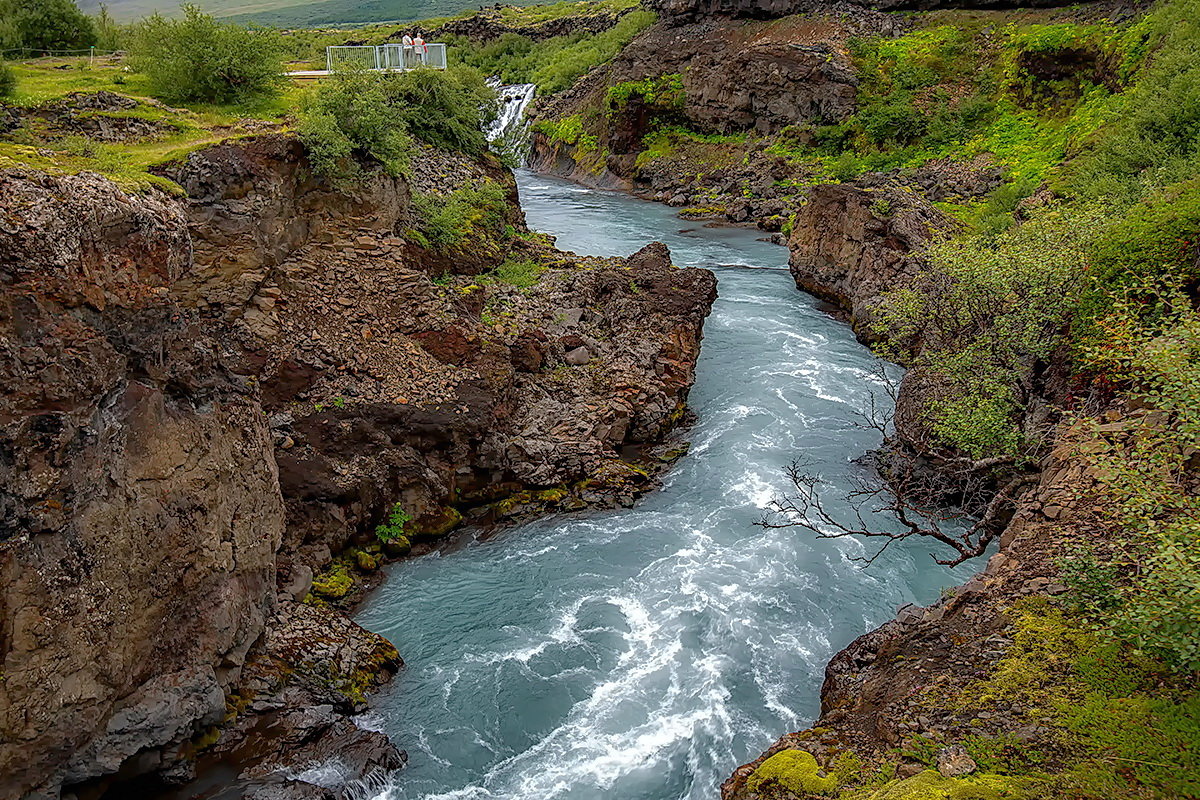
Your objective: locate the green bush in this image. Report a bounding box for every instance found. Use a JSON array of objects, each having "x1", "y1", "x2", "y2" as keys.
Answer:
[
  {"x1": 299, "y1": 65, "x2": 413, "y2": 180},
  {"x1": 874, "y1": 204, "x2": 1105, "y2": 458},
  {"x1": 859, "y1": 96, "x2": 927, "y2": 146},
  {"x1": 606, "y1": 73, "x2": 684, "y2": 114},
  {"x1": 374, "y1": 502, "x2": 411, "y2": 543},
  {"x1": 1077, "y1": 284, "x2": 1200, "y2": 674},
  {"x1": 387, "y1": 65, "x2": 496, "y2": 156},
  {"x1": 0, "y1": 0, "x2": 96, "y2": 53},
  {"x1": 128, "y1": 5, "x2": 284, "y2": 105},
  {"x1": 92, "y1": 3, "x2": 124, "y2": 52},
  {"x1": 1064, "y1": 0, "x2": 1200, "y2": 202},
  {"x1": 1090, "y1": 177, "x2": 1200, "y2": 283},
  {"x1": 299, "y1": 64, "x2": 496, "y2": 180},
  {"x1": 483, "y1": 257, "x2": 544, "y2": 288},
  {"x1": 0, "y1": 60, "x2": 14, "y2": 98},
  {"x1": 411, "y1": 181, "x2": 507, "y2": 251}
]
